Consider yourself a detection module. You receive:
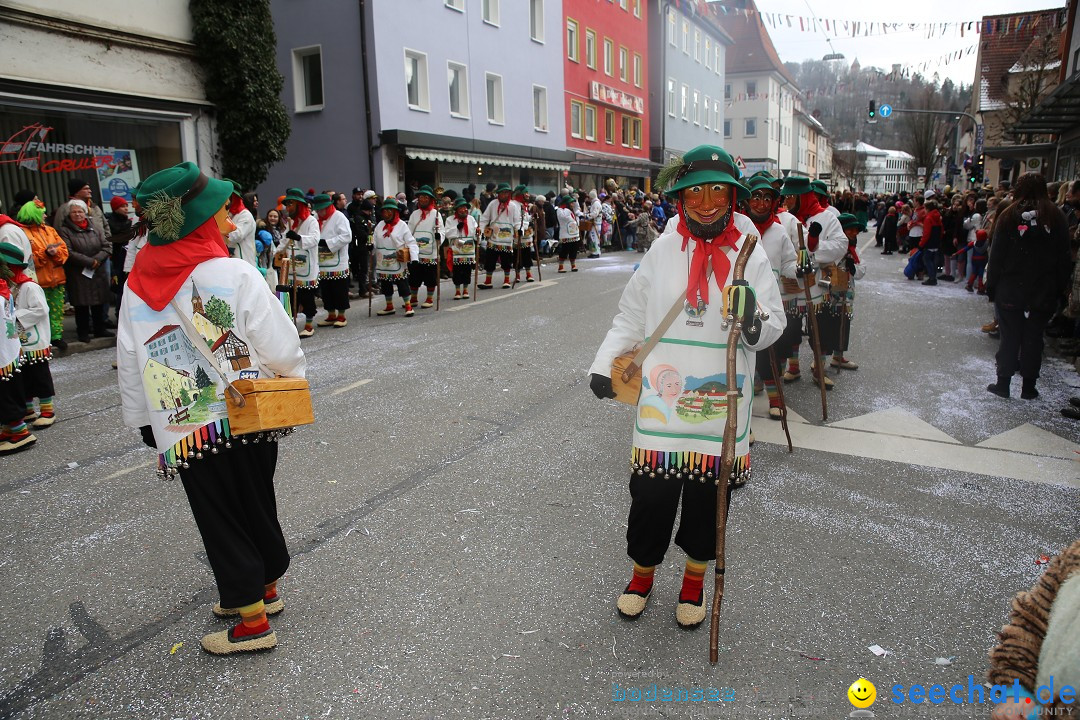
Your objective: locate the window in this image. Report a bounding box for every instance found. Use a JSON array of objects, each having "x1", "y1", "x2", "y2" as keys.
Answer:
[
  {"x1": 667, "y1": 78, "x2": 676, "y2": 117},
  {"x1": 621, "y1": 115, "x2": 631, "y2": 147},
  {"x1": 532, "y1": 84, "x2": 548, "y2": 131},
  {"x1": 485, "y1": 72, "x2": 503, "y2": 124},
  {"x1": 681, "y1": 20, "x2": 689, "y2": 54},
  {"x1": 632, "y1": 0, "x2": 640, "y2": 17},
  {"x1": 632, "y1": 118, "x2": 641, "y2": 149},
  {"x1": 570, "y1": 100, "x2": 583, "y2": 138},
  {"x1": 585, "y1": 29, "x2": 597, "y2": 69},
  {"x1": 619, "y1": 47, "x2": 628, "y2": 82},
  {"x1": 714, "y1": 100, "x2": 721, "y2": 133},
  {"x1": 667, "y1": 10, "x2": 676, "y2": 45},
  {"x1": 705, "y1": 38, "x2": 712, "y2": 69},
  {"x1": 714, "y1": 46, "x2": 721, "y2": 75},
  {"x1": 603, "y1": 38, "x2": 613, "y2": 76},
  {"x1": 680, "y1": 83, "x2": 689, "y2": 120},
  {"x1": 745, "y1": 118, "x2": 756, "y2": 137},
  {"x1": 723, "y1": 119, "x2": 731, "y2": 138},
  {"x1": 292, "y1": 46, "x2": 324, "y2": 111},
  {"x1": 746, "y1": 80, "x2": 757, "y2": 98},
  {"x1": 618, "y1": 0, "x2": 626, "y2": 8},
  {"x1": 444, "y1": 0, "x2": 463, "y2": 9},
  {"x1": 482, "y1": 0, "x2": 499, "y2": 25},
  {"x1": 530, "y1": 0, "x2": 544, "y2": 42},
  {"x1": 724, "y1": 83, "x2": 731, "y2": 100},
  {"x1": 633, "y1": 54, "x2": 642, "y2": 87},
  {"x1": 605, "y1": 110, "x2": 615, "y2": 144},
  {"x1": 447, "y1": 62, "x2": 469, "y2": 118},
  {"x1": 692, "y1": 90, "x2": 700, "y2": 125},
  {"x1": 703, "y1": 95, "x2": 710, "y2": 129},
  {"x1": 584, "y1": 104, "x2": 596, "y2": 141},
  {"x1": 567, "y1": 19, "x2": 579, "y2": 62},
  {"x1": 404, "y1": 49, "x2": 428, "y2": 111},
  {"x1": 694, "y1": 29, "x2": 701, "y2": 62},
  {"x1": 620, "y1": 117, "x2": 640, "y2": 148}
]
